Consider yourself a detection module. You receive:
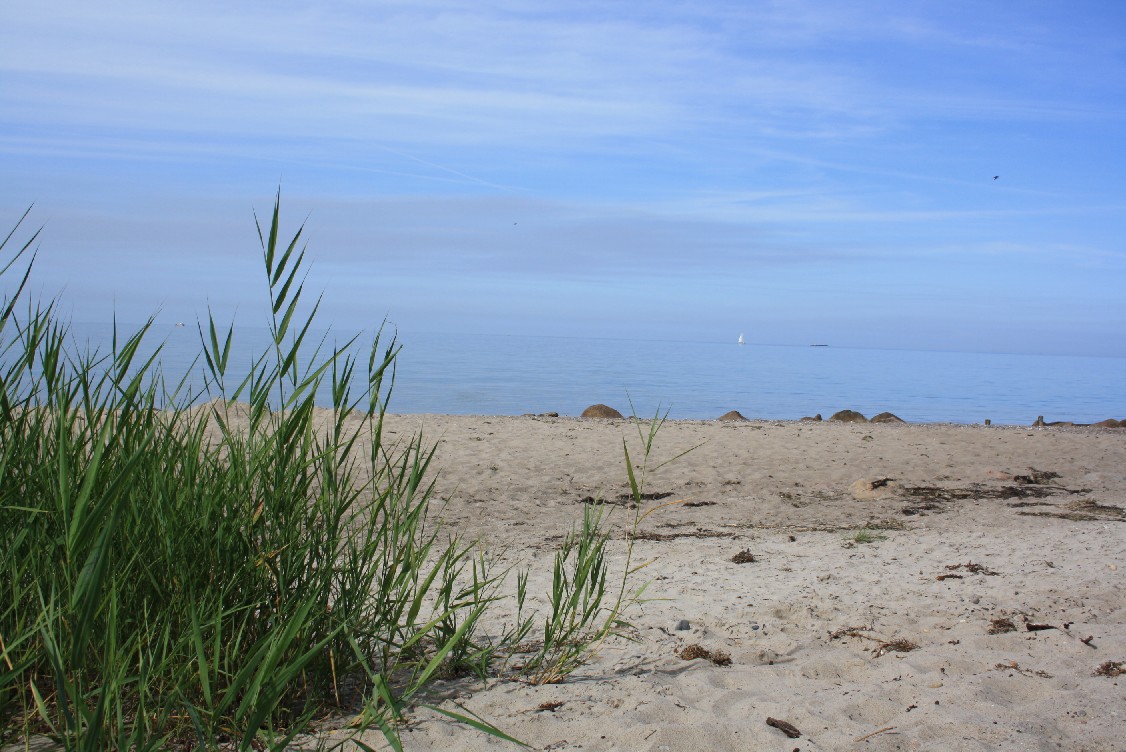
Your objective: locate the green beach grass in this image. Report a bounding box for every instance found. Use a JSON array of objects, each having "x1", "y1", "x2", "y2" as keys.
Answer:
[{"x1": 0, "y1": 196, "x2": 655, "y2": 750}]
